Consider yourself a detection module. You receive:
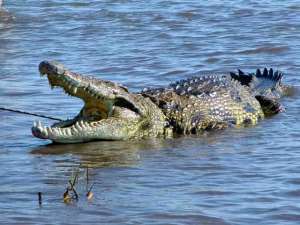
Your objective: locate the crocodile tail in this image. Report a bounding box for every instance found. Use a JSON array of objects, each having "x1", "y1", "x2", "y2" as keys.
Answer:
[
  {"x1": 230, "y1": 68, "x2": 283, "y2": 97},
  {"x1": 230, "y1": 69, "x2": 253, "y2": 86},
  {"x1": 230, "y1": 68, "x2": 283, "y2": 86}
]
